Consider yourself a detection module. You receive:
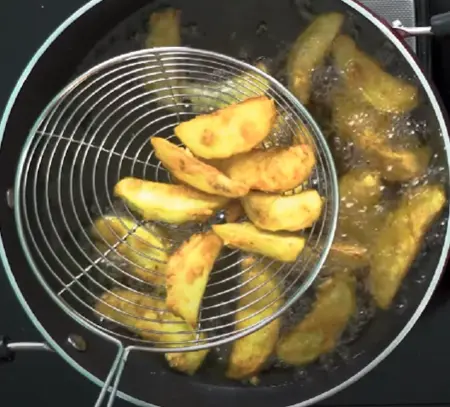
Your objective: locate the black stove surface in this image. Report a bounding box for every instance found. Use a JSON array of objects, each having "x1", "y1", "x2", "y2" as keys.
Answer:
[{"x1": 2, "y1": 0, "x2": 450, "y2": 406}]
